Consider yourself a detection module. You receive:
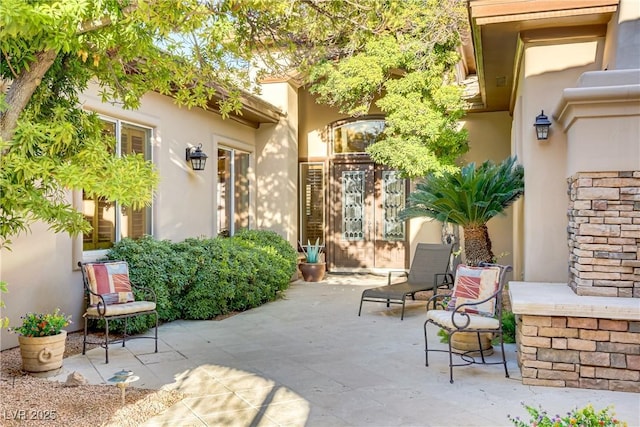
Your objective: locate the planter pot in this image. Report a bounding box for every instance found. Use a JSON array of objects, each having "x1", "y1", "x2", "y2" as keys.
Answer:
[
  {"x1": 299, "y1": 262, "x2": 326, "y2": 282},
  {"x1": 18, "y1": 330, "x2": 67, "y2": 375},
  {"x1": 450, "y1": 331, "x2": 493, "y2": 356}
]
